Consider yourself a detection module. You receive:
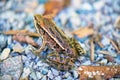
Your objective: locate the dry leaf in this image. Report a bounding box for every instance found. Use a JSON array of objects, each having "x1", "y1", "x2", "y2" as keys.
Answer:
[
  {"x1": 110, "y1": 39, "x2": 119, "y2": 52},
  {"x1": 90, "y1": 40, "x2": 94, "y2": 62},
  {"x1": 44, "y1": 0, "x2": 70, "y2": 17},
  {"x1": 13, "y1": 33, "x2": 38, "y2": 47},
  {"x1": 3, "y1": 30, "x2": 40, "y2": 37},
  {"x1": 72, "y1": 26, "x2": 94, "y2": 38},
  {"x1": 78, "y1": 66, "x2": 120, "y2": 80}
]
